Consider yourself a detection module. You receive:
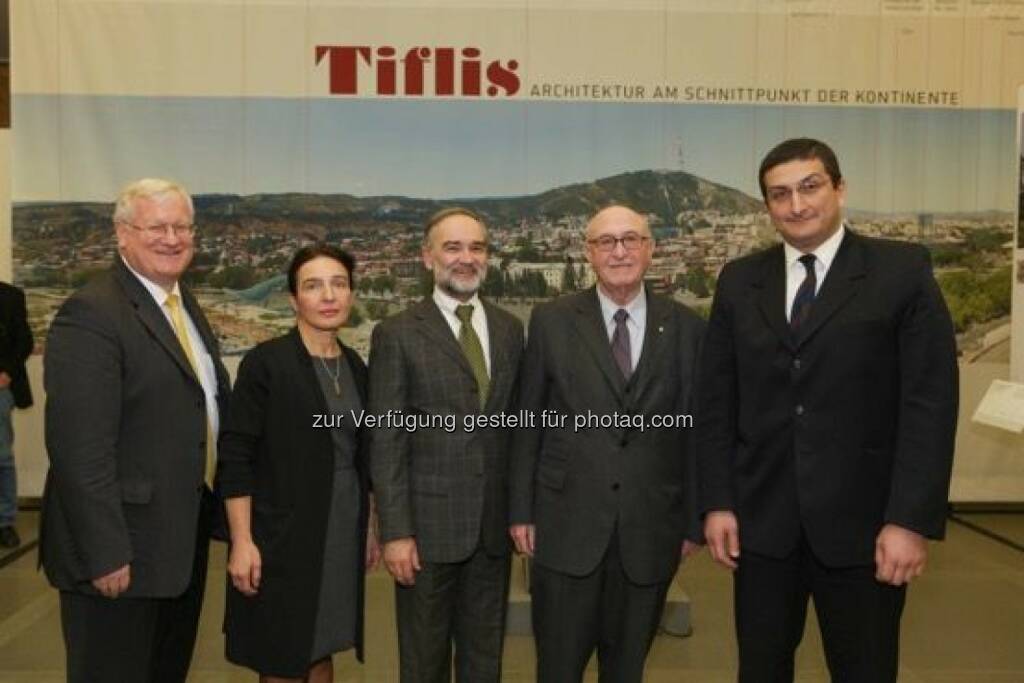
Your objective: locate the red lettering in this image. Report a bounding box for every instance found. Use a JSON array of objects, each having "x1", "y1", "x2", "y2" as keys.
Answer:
[
  {"x1": 315, "y1": 46, "x2": 371, "y2": 95},
  {"x1": 486, "y1": 60, "x2": 520, "y2": 97}
]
